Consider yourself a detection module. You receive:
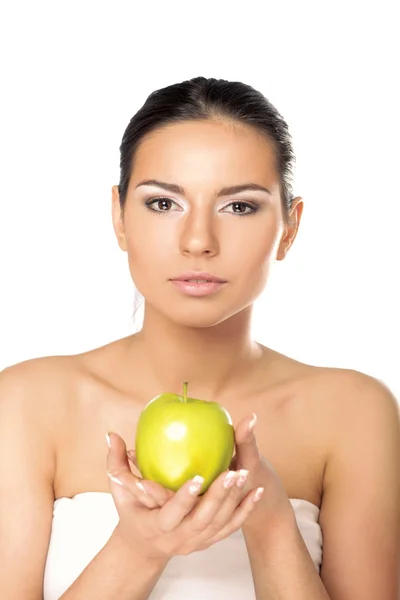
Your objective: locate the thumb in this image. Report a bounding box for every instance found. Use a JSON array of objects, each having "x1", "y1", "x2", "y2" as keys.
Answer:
[
  {"x1": 127, "y1": 448, "x2": 141, "y2": 477},
  {"x1": 234, "y1": 414, "x2": 260, "y2": 467},
  {"x1": 106, "y1": 432, "x2": 134, "y2": 505},
  {"x1": 107, "y1": 434, "x2": 175, "y2": 509},
  {"x1": 127, "y1": 448, "x2": 175, "y2": 506}
]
